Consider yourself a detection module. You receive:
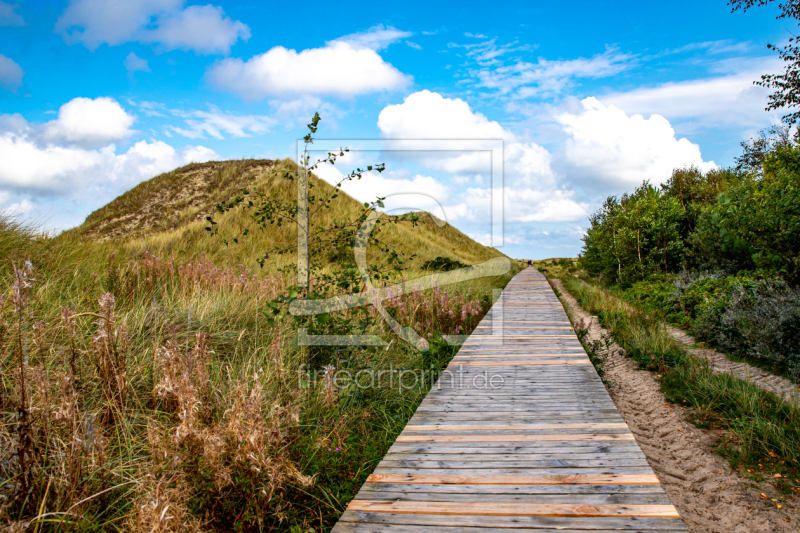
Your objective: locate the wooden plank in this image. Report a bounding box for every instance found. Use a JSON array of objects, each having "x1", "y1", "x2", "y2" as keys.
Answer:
[
  {"x1": 358, "y1": 482, "x2": 667, "y2": 495},
  {"x1": 353, "y1": 490, "x2": 671, "y2": 505},
  {"x1": 336, "y1": 512, "x2": 686, "y2": 529},
  {"x1": 366, "y1": 473, "x2": 660, "y2": 484},
  {"x1": 395, "y1": 434, "x2": 635, "y2": 443},
  {"x1": 404, "y1": 423, "x2": 628, "y2": 431},
  {"x1": 335, "y1": 524, "x2": 686, "y2": 533},
  {"x1": 346, "y1": 500, "x2": 680, "y2": 518},
  {"x1": 329, "y1": 268, "x2": 685, "y2": 532}
]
